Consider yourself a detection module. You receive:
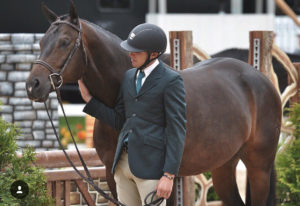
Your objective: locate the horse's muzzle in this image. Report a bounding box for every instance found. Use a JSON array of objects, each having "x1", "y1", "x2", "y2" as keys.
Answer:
[{"x1": 26, "y1": 76, "x2": 50, "y2": 102}]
